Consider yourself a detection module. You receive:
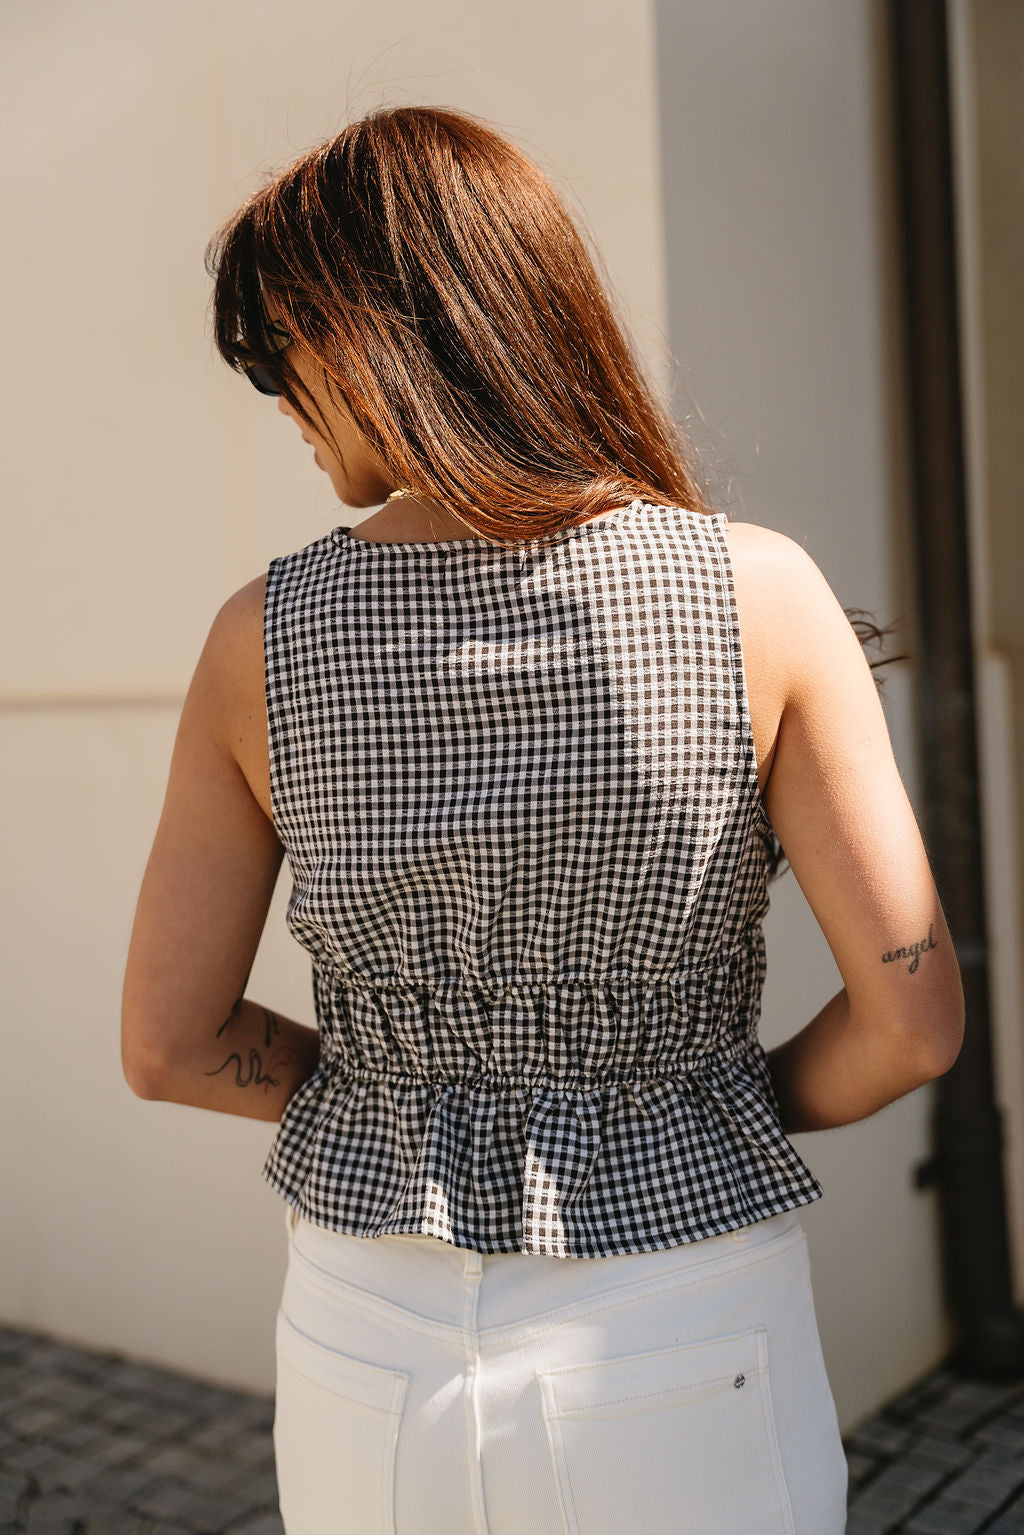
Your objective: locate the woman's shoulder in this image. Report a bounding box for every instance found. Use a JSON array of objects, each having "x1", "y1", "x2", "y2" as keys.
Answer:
[
  {"x1": 145, "y1": 572, "x2": 275, "y2": 826},
  {"x1": 717, "y1": 517, "x2": 869, "y2": 793},
  {"x1": 191, "y1": 575, "x2": 270, "y2": 795},
  {"x1": 720, "y1": 518, "x2": 851, "y2": 684},
  {"x1": 719, "y1": 515, "x2": 817, "y2": 580},
  {"x1": 201, "y1": 574, "x2": 268, "y2": 680},
  {"x1": 214, "y1": 572, "x2": 268, "y2": 626}
]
